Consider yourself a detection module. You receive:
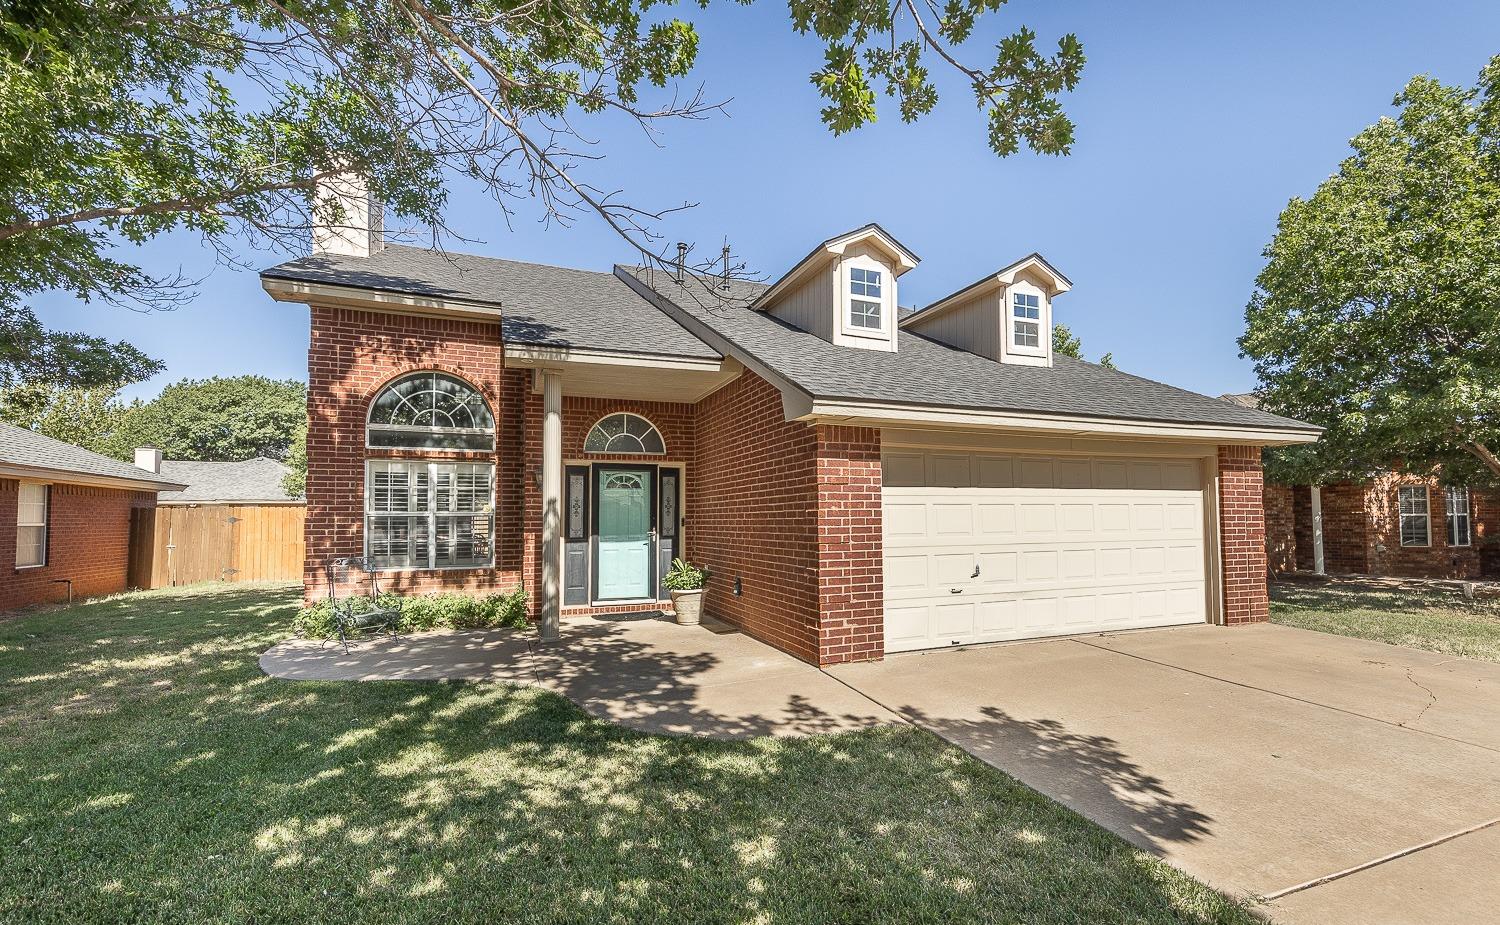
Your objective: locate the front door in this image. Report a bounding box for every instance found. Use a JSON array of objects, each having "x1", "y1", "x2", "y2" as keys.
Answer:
[{"x1": 593, "y1": 466, "x2": 655, "y2": 600}]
